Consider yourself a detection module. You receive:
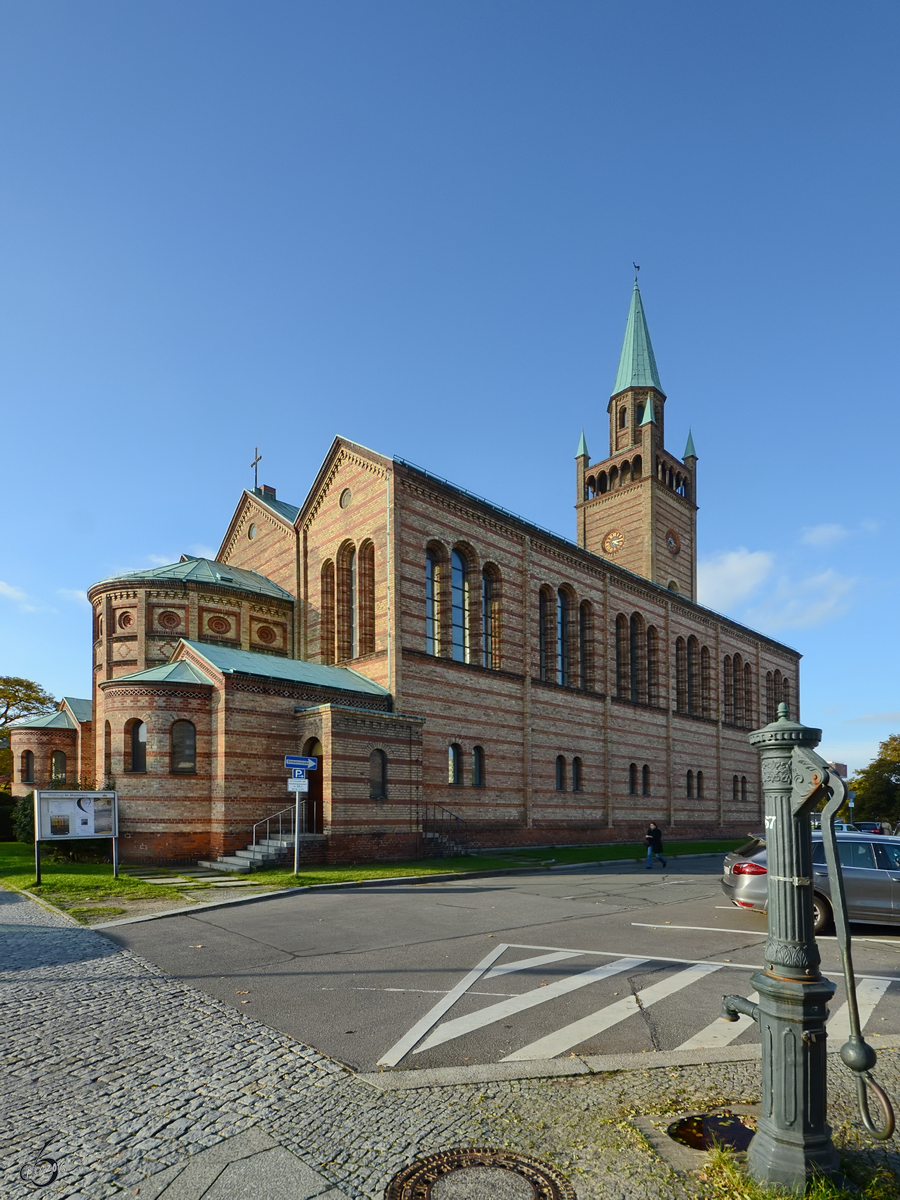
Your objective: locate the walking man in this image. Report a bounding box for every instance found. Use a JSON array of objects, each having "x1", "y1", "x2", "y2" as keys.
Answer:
[{"x1": 645, "y1": 821, "x2": 667, "y2": 870}]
